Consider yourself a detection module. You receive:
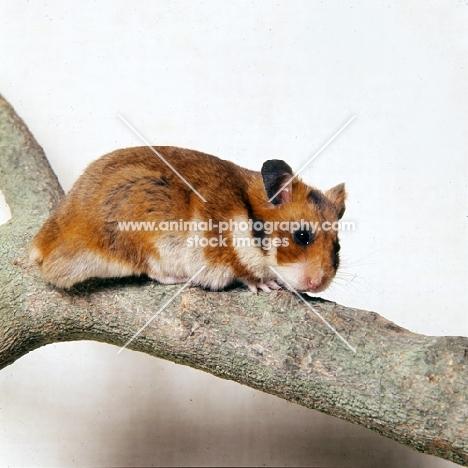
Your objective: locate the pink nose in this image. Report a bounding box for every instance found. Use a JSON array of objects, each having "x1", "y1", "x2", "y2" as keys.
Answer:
[{"x1": 307, "y1": 277, "x2": 322, "y2": 291}]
